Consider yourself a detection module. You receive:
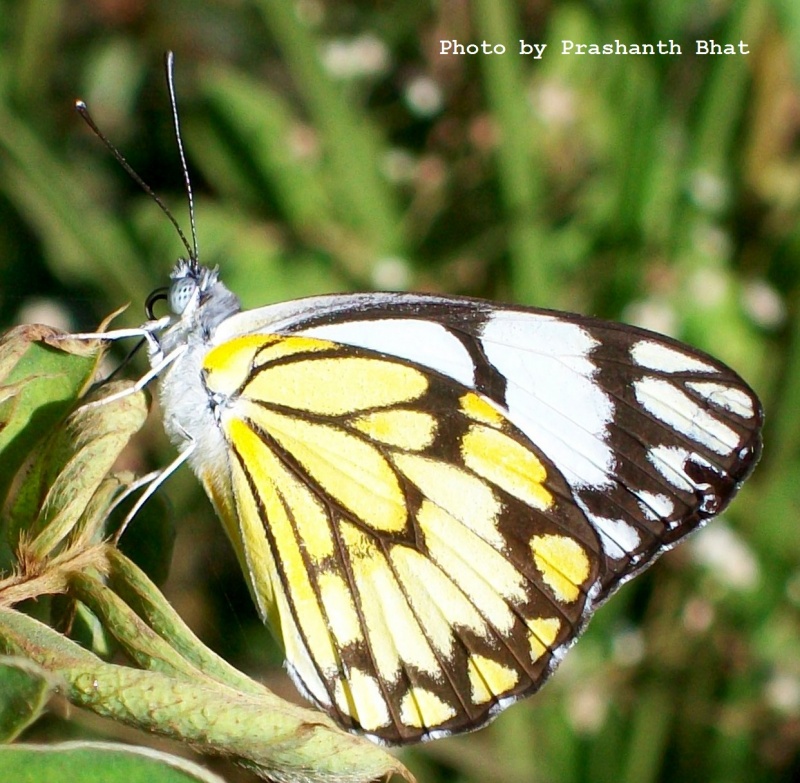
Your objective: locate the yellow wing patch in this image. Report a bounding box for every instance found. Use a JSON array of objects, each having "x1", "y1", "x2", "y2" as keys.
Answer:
[
  {"x1": 231, "y1": 418, "x2": 340, "y2": 676},
  {"x1": 335, "y1": 669, "x2": 391, "y2": 732},
  {"x1": 390, "y1": 546, "x2": 487, "y2": 655},
  {"x1": 527, "y1": 617, "x2": 562, "y2": 662},
  {"x1": 205, "y1": 333, "x2": 601, "y2": 742},
  {"x1": 416, "y1": 500, "x2": 526, "y2": 627},
  {"x1": 244, "y1": 405, "x2": 409, "y2": 533},
  {"x1": 351, "y1": 409, "x2": 437, "y2": 450},
  {"x1": 460, "y1": 391, "x2": 505, "y2": 426},
  {"x1": 247, "y1": 356, "x2": 429, "y2": 415},
  {"x1": 204, "y1": 334, "x2": 334, "y2": 392},
  {"x1": 530, "y1": 534, "x2": 591, "y2": 604},
  {"x1": 393, "y1": 453, "x2": 504, "y2": 548},
  {"x1": 461, "y1": 424, "x2": 553, "y2": 511},
  {"x1": 400, "y1": 688, "x2": 457, "y2": 729},
  {"x1": 468, "y1": 654, "x2": 520, "y2": 704},
  {"x1": 342, "y1": 521, "x2": 442, "y2": 680},
  {"x1": 318, "y1": 571, "x2": 362, "y2": 646}
]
